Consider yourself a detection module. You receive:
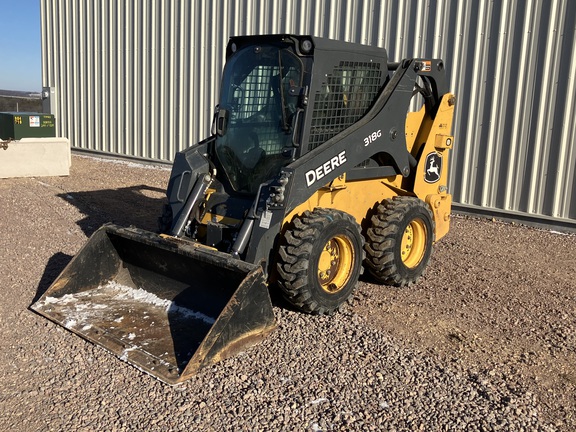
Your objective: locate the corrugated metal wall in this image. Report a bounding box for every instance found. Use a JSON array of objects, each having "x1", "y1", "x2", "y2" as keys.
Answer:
[{"x1": 41, "y1": 0, "x2": 576, "y2": 225}]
